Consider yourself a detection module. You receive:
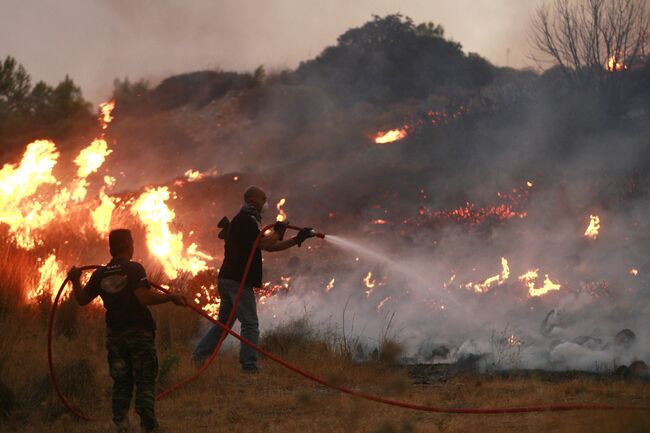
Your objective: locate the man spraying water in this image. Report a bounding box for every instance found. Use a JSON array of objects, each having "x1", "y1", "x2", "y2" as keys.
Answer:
[{"x1": 192, "y1": 186, "x2": 316, "y2": 371}]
